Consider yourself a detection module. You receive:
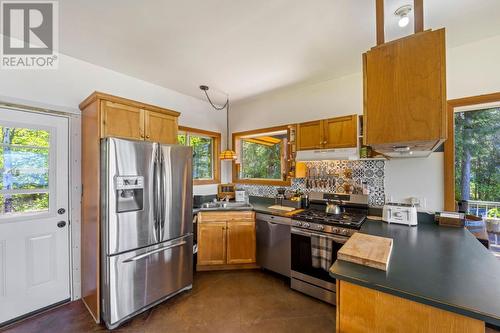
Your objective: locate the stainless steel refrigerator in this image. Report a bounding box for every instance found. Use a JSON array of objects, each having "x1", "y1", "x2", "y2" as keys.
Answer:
[{"x1": 100, "y1": 138, "x2": 193, "y2": 329}]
